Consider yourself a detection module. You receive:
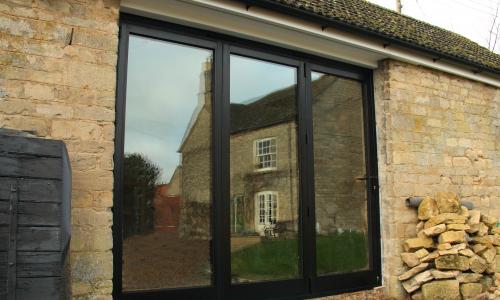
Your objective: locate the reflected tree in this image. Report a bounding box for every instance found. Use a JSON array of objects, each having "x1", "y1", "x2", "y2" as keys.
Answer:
[{"x1": 123, "y1": 153, "x2": 161, "y2": 238}]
